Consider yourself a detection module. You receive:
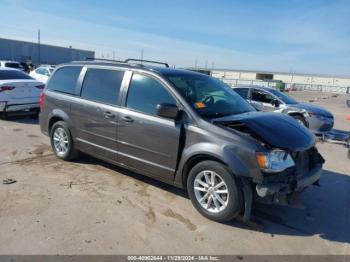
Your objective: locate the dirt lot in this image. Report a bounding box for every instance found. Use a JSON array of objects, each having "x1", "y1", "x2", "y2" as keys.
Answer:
[{"x1": 0, "y1": 91, "x2": 349, "y2": 255}]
